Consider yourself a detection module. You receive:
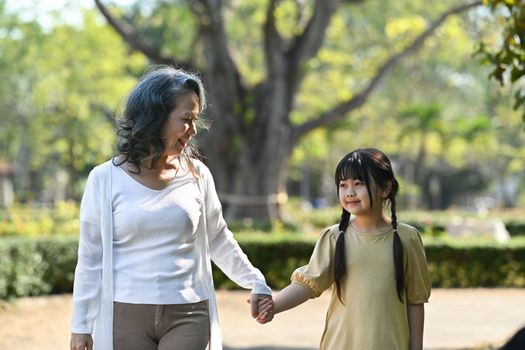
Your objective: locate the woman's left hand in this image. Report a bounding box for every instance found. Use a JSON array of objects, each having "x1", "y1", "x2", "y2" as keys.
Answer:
[{"x1": 247, "y1": 294, "x2": 274, "y2": 323}]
